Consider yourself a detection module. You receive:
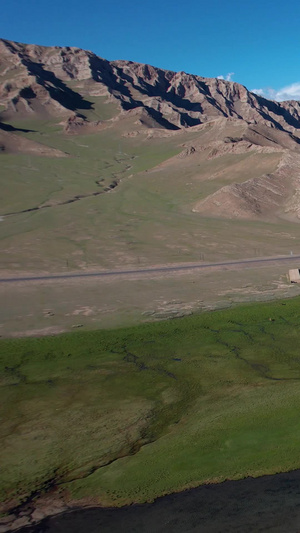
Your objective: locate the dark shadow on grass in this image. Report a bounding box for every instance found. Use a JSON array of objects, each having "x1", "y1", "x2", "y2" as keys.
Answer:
[{"x1": 0, "y1": 121, "x2": 36, "y2": 133}]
